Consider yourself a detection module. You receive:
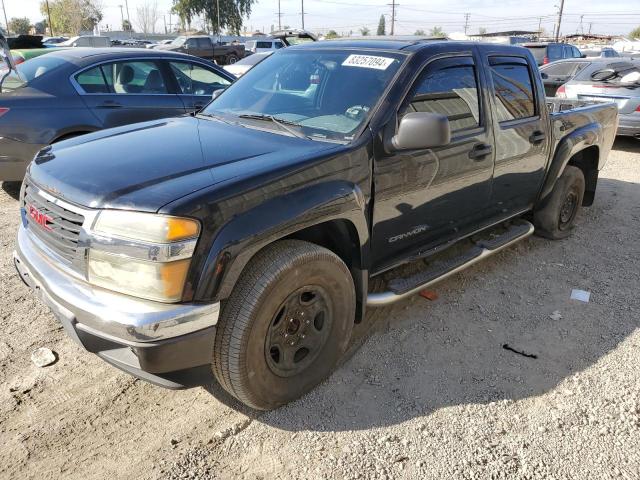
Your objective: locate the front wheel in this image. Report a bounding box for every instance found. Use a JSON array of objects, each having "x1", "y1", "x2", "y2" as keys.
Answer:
[
  {"x1": 212, "y1": 240, "x2": 355, "y2": 410},
  {"x1": 534, "y1": 165, "x2": 585, "y2": 239},
  {"x1": 226, "y1": 54, "x2": 238, "y2": 64}
]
